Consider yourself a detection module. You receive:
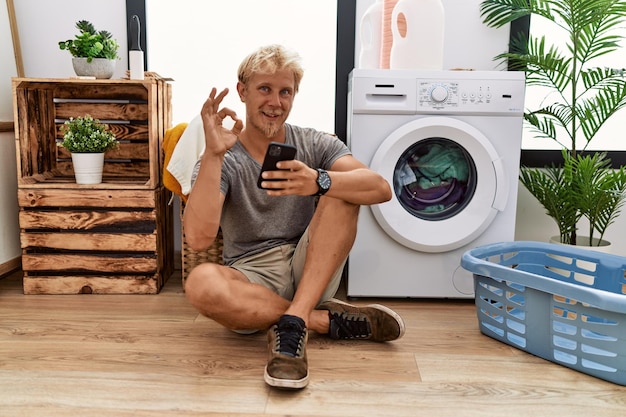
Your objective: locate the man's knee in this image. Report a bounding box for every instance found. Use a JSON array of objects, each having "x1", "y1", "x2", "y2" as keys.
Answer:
[
  {"x1": 319, "y1": 196, "x2": 360, "y2": 219},
  {"x1": 184, "y1": 262, "x2": 224, "y2": 309}
]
